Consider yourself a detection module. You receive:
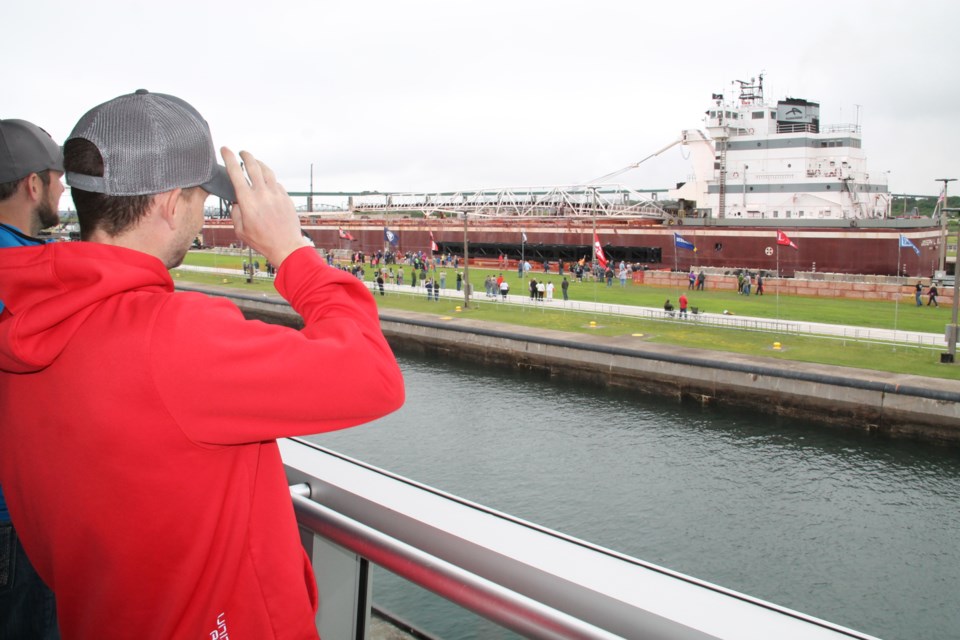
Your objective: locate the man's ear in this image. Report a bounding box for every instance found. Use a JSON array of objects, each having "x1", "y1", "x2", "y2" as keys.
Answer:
[
  {"x1": 24, "y1": 173, "x2": 45, "y2": 203},
  {"x1": 155, "y1": 189, "x2": 183, "y2": 230}
]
